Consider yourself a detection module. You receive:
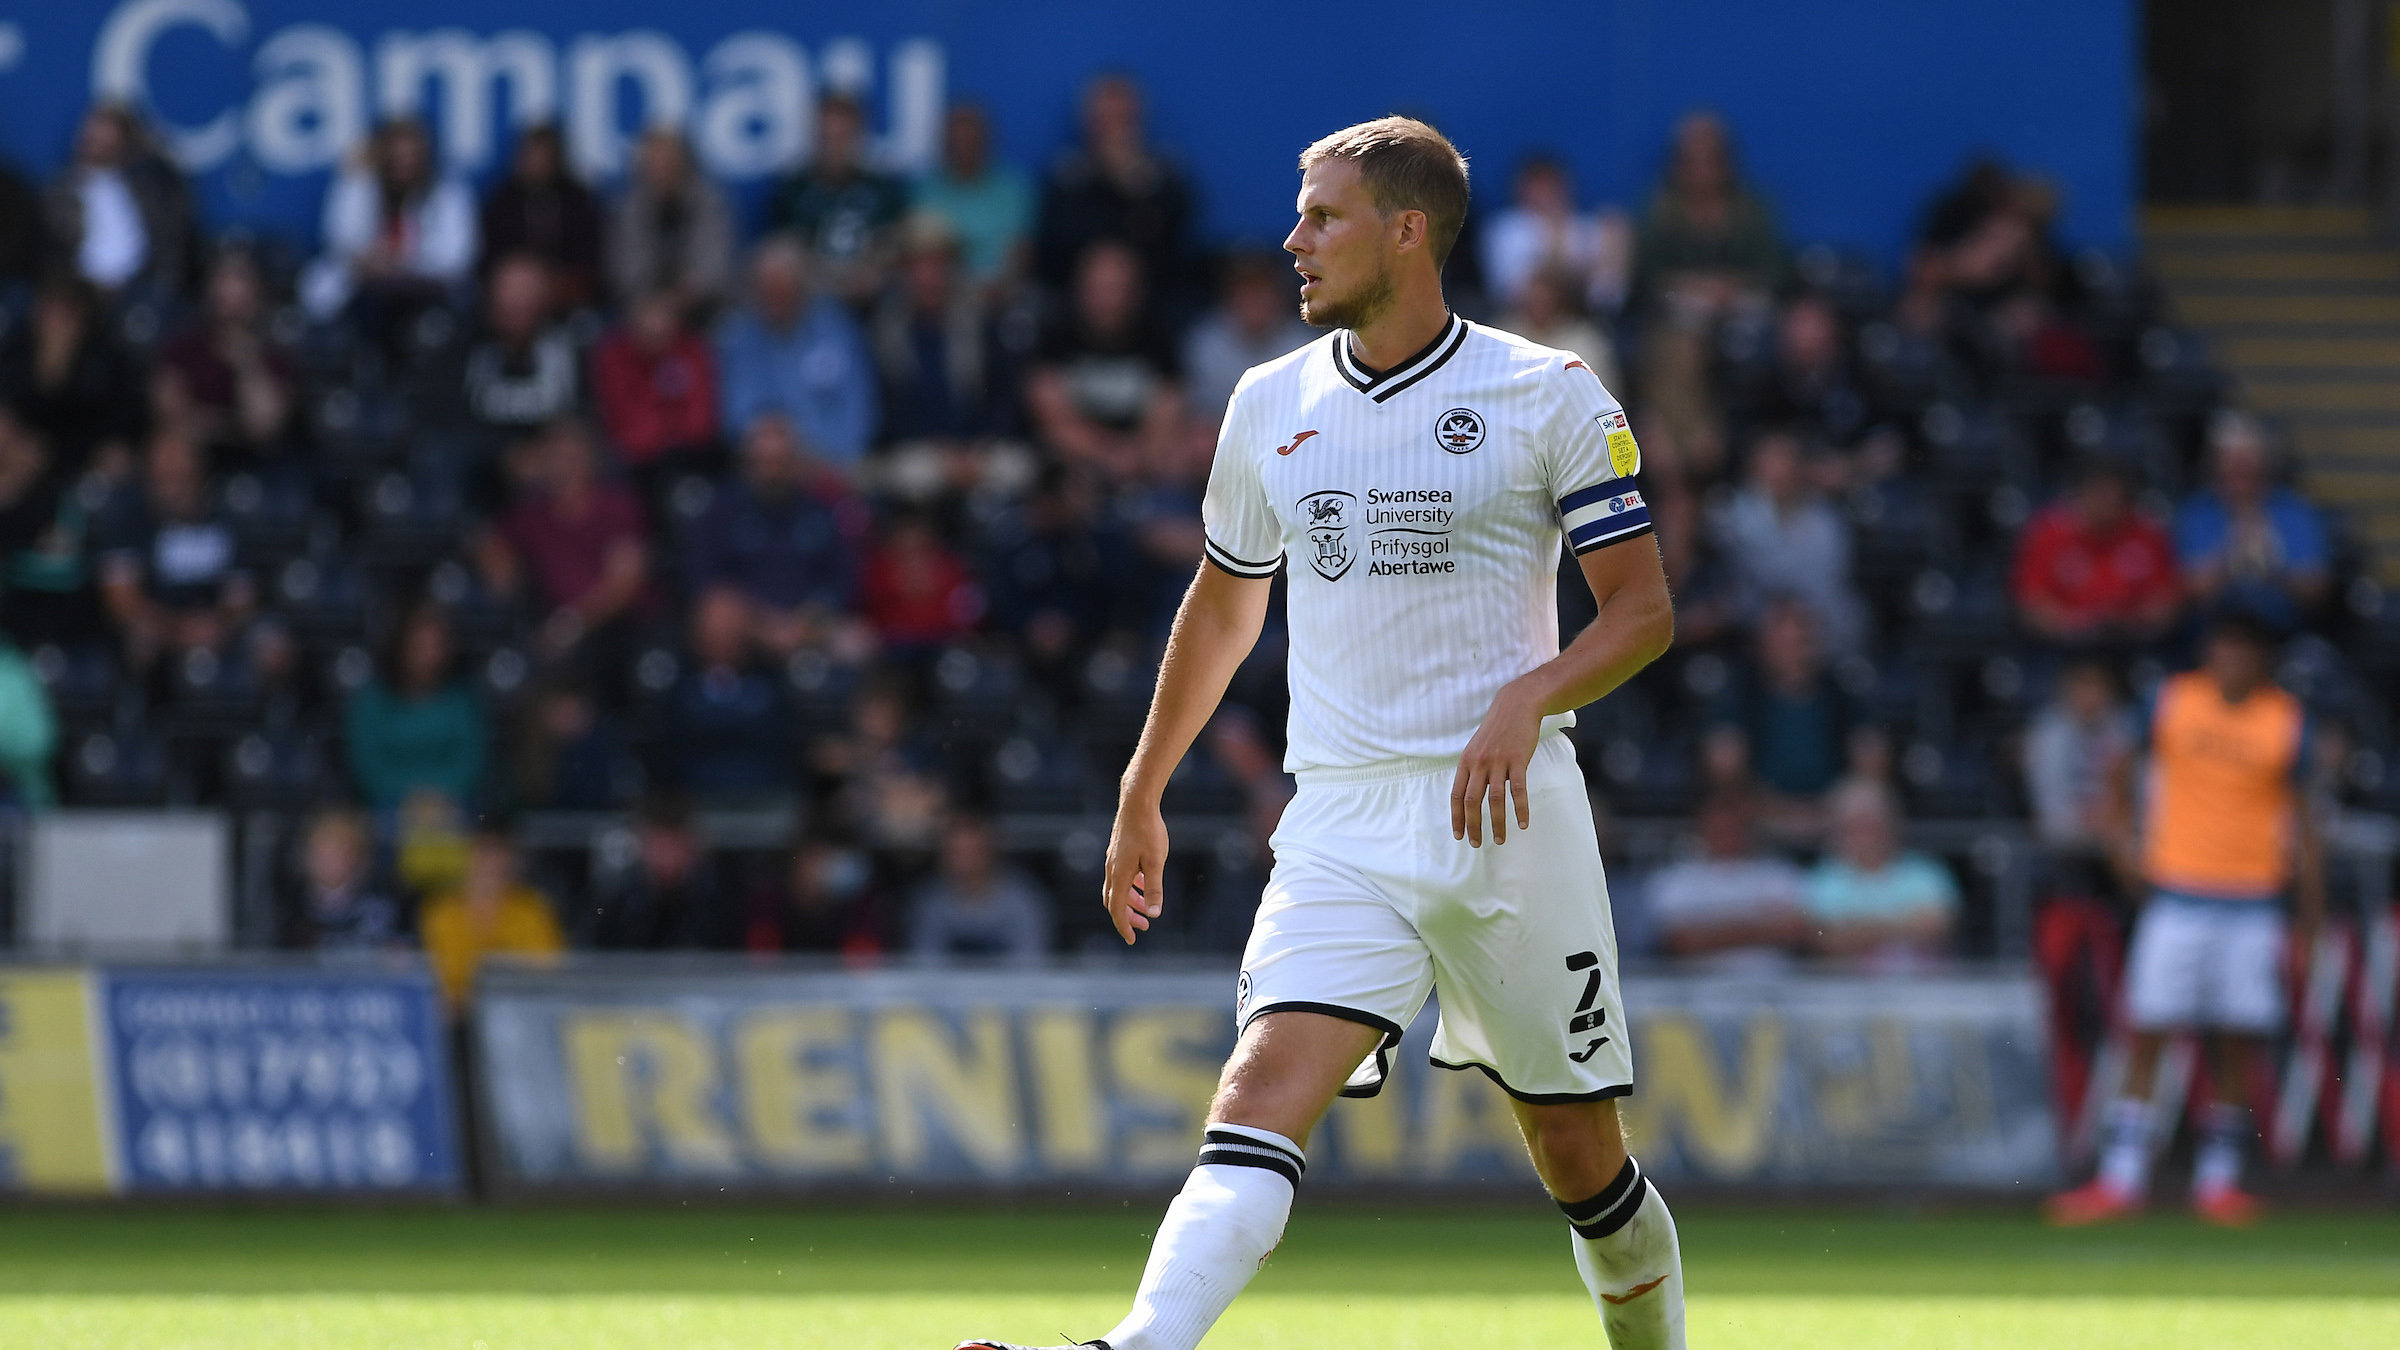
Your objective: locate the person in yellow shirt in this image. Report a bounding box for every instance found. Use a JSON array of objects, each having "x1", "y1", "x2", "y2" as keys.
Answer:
[
  {"x1": 2048, "y1": 611, "x2": 2324, "y2": 1228},
  {"x1": 418, "y1": 824, "x2": 564, "y2": 1010}
]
